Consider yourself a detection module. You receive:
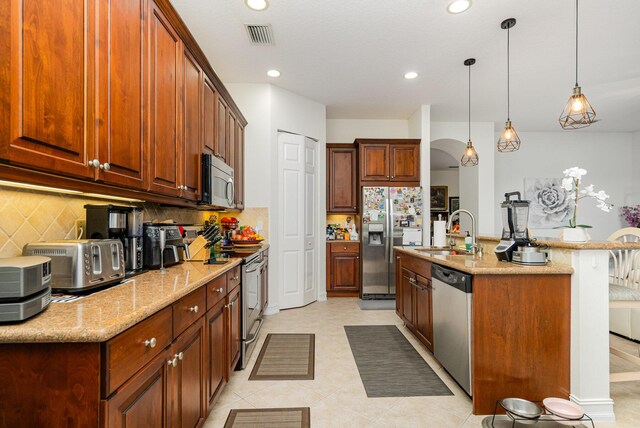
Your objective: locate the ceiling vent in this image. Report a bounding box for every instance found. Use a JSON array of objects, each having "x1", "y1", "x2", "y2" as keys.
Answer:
[{"x1": 245, "y1": 24, "x2": 275, "y2": 45}]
